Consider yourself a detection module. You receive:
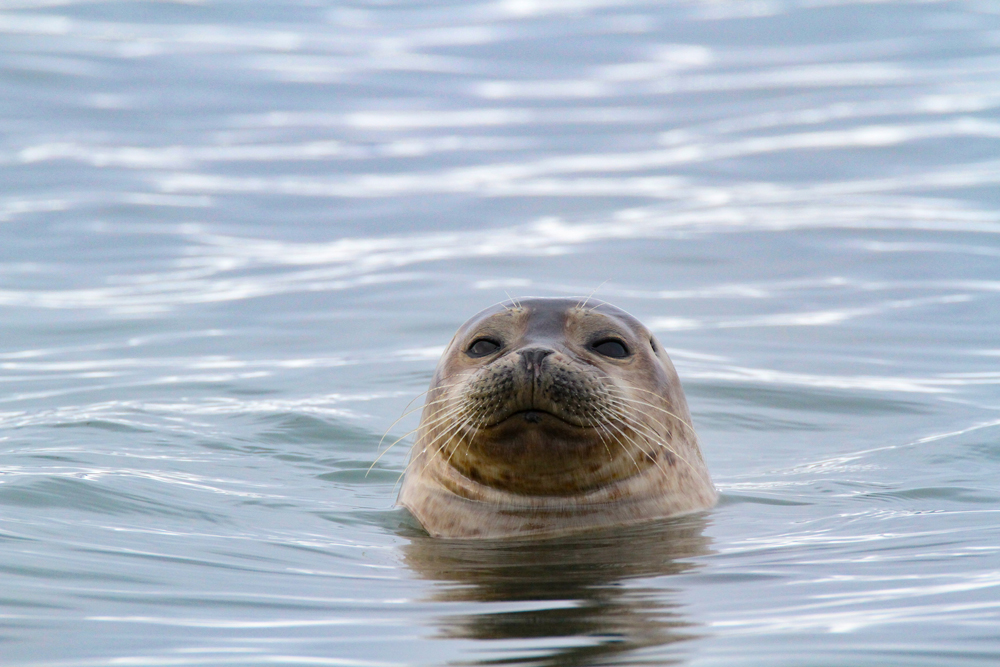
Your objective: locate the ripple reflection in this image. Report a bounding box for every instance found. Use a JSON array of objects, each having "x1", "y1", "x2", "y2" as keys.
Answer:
[{"x1": 403, "y1": 516, "x2": 712, "y2": 666}]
